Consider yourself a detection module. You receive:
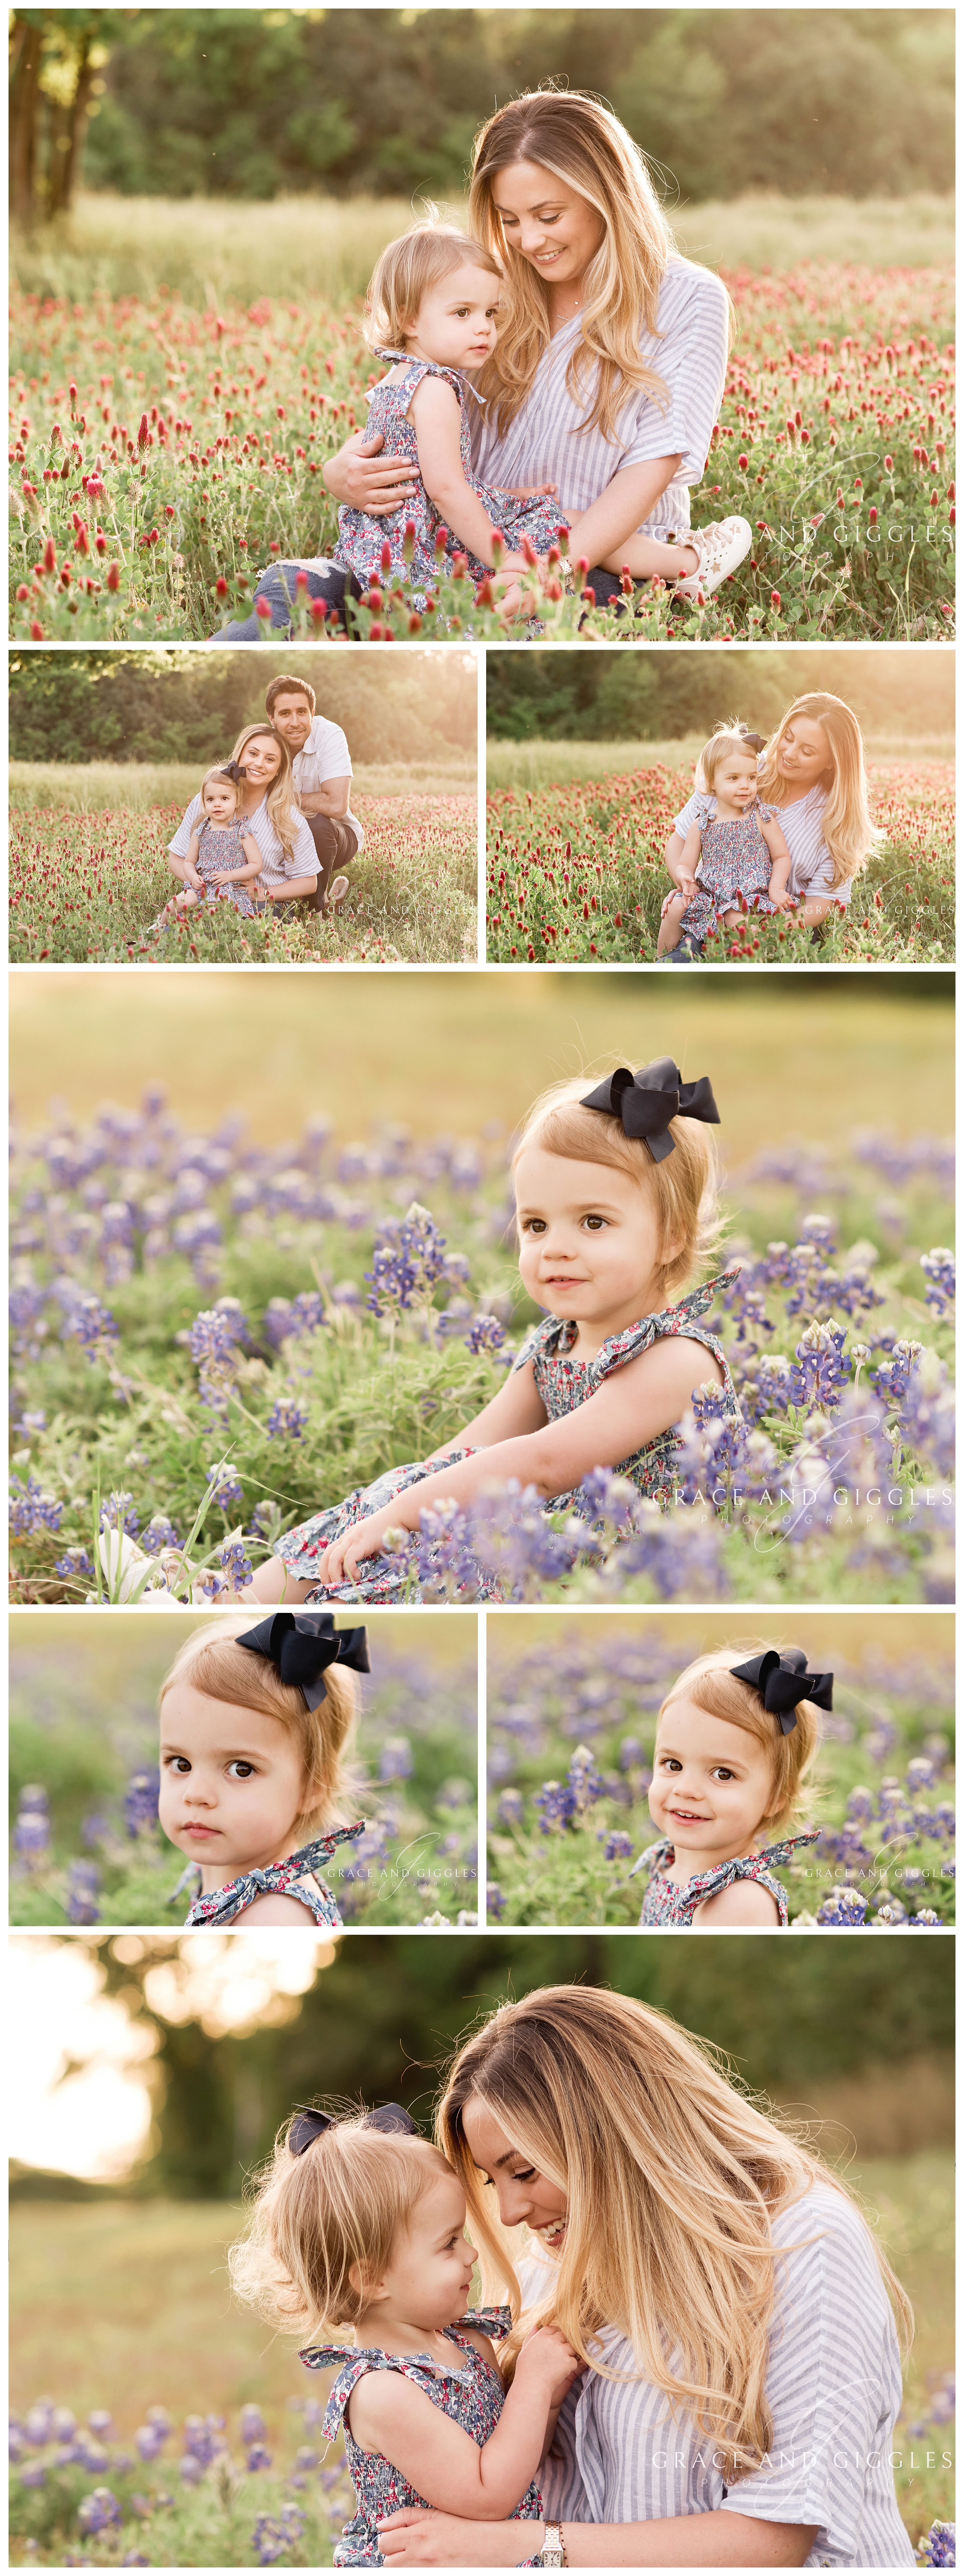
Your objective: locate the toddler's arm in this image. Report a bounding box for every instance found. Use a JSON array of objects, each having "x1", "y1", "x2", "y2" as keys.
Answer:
[
  {"x1": 348, "y1": 2324, "x2": 579, "y2": 2521},
  {"x1": 666, "y1": 821, "x2": 702, "y2": 896},
  {"x1": 408, "y1": 376, "x2": 534, "y2": 580},
  {"x1": 181, "y1": 827, "x2": 205, "y2": 892},
  {"x1": 759, "y1": 813, "x2": 793, "y2": 907}
]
